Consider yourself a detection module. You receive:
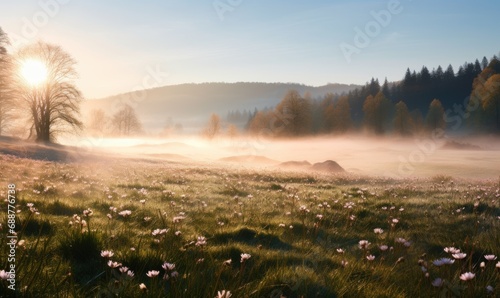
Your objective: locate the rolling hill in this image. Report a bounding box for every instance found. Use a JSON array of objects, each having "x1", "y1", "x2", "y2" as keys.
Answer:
[{"x1": 82, "y1": 82, "x2": 360, "y2": 133}]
